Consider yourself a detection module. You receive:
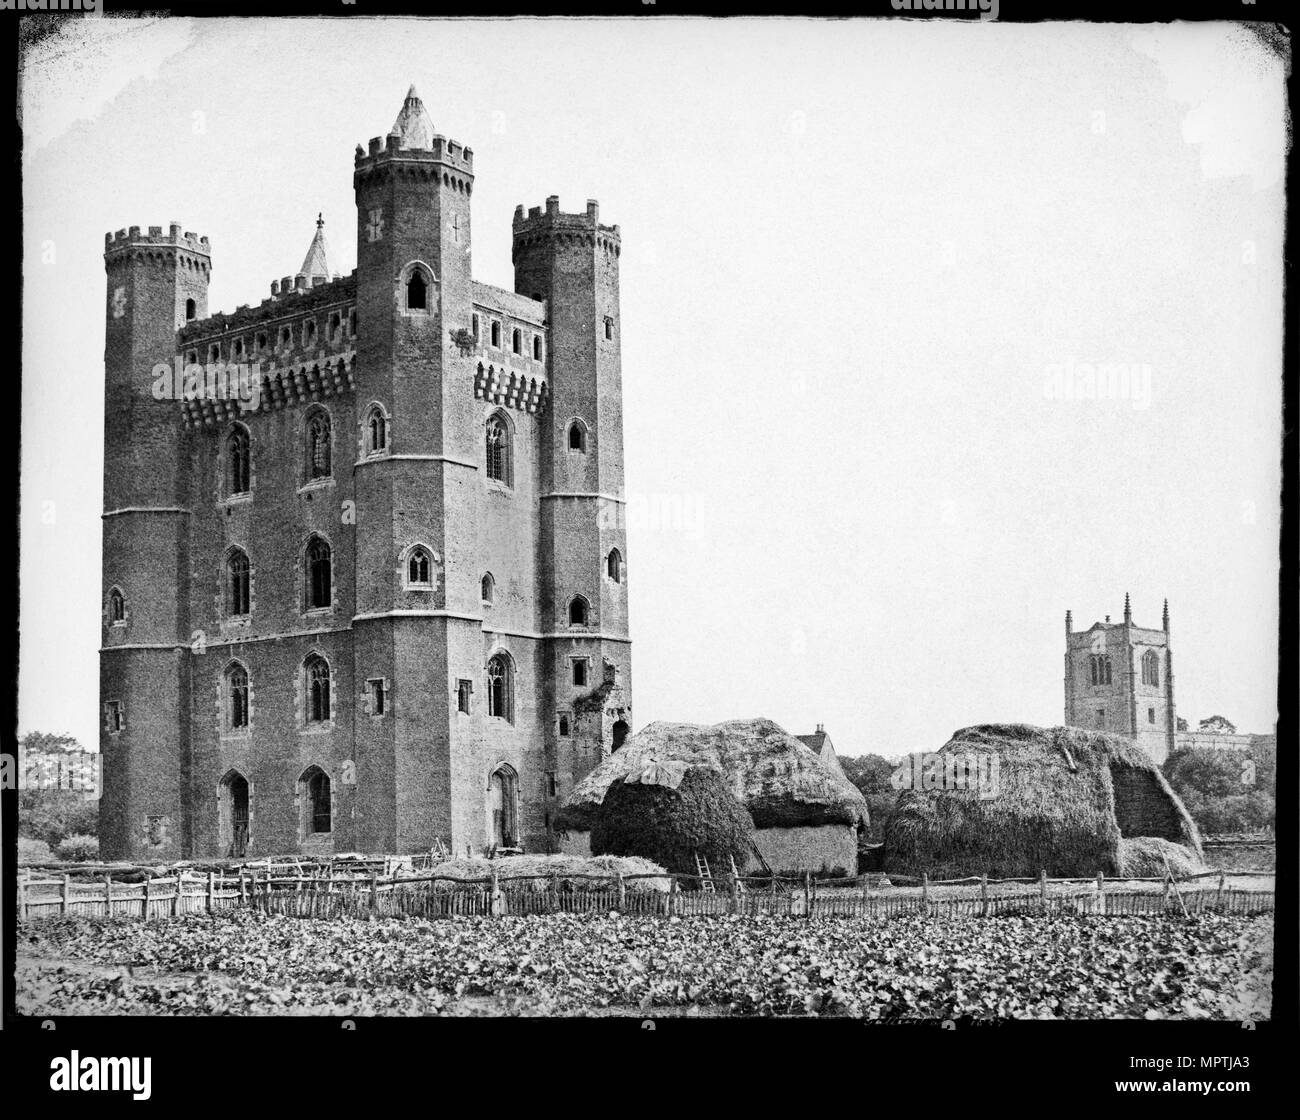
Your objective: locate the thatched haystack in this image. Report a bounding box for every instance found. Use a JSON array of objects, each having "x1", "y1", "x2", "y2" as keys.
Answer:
[
  {"x1": 882, "y1": 724, "x2": 1204, "y2": 879},
  {"x1": 555, "y1": 718, "x2": 868, "y2": 876}
]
